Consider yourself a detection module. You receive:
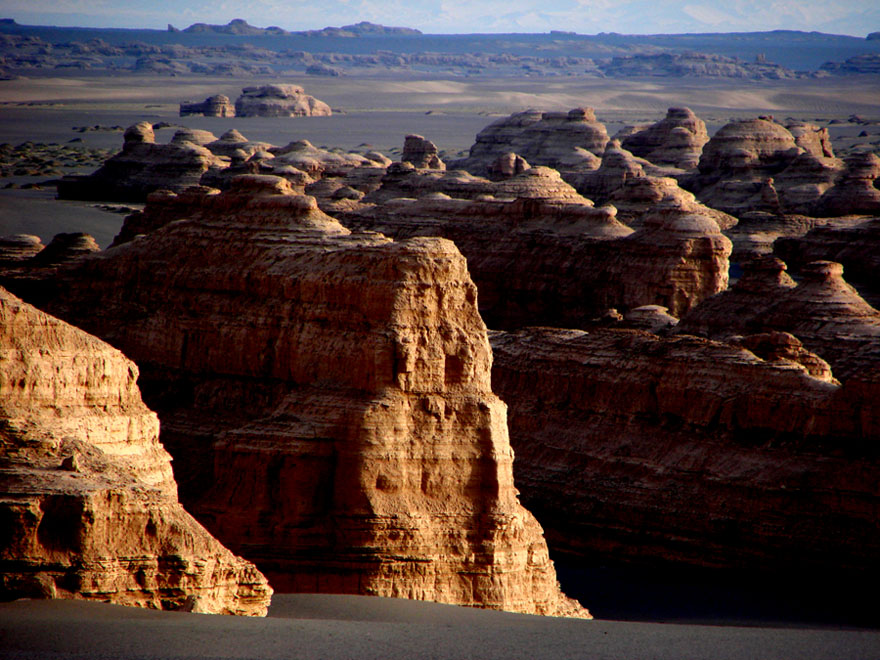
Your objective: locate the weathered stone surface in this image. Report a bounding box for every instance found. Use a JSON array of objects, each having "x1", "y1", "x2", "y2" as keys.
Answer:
[
  {"x1": 0, "y1": 234, "x2": 43, "y2": 265},
  {"x1": 401, "y1": 134, "x2": 445, "y2": 170},
  {"x1": 343, "y1": 167, "x2": 730, "y2": 327},
  {"x1": 0, "y1": 287, "x2": 272, "y2": 615},
  {"x1": 40, "y1": 175, "x2": 587, "y2": 618},
  {"x1": 677, "y1": 257, "x2": 880, "y2": 380},
  {"x1": 179, "y1": 94, "x2": 235, "y2": 117},
  {"x1": 234, "y1": 85, "x2": 331, "y2": 117},
  {"x1": 815, "y1": 152, "x2": 880, "y2": 217},
  {"x1": 205, "y1": 129, "x2": 272, "y2": 158},
  {"x1": 619, "y1": 107, "x2": 708, "y2": 169},
  {"x1": 490, "y1": 326, "x2": 880, "y2": 572},
  {"x1": 774, "y1": 217, "x2": 880, "y2": 308},
  {"x1": 488, "y1": 152, "x2": 530, "y2": 179},
  {"x1": 270, "y1": 140, "x2": 374, "y2": 177},
  {"x1": 30, "y1": 232, "x2": 100, "y2": 266},
  {"x1": 452, "y1": 108, "x2": 609, "y2": 176},
  {"x1": 57, "y1": 122, "x2": 226, "y2": 202}
]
